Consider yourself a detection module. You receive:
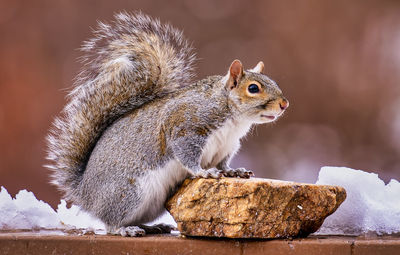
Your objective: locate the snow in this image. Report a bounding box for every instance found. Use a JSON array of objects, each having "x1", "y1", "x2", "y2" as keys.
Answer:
[
  {"x1": 0, "y1": 187, "x2": 60, "y2": 229},
  {"x1": 0, "y1": 186, "x2": 176, "y2": 233},
  {"x1": 316, "y1": 166, "x2": 400, "y2": 235},
  {"x1": 0, "y1": 186, "x2": 105, "y2": 231},
  {"x1": 1, "y1": 166, "x2": 399, "y2": 236},
  {"x1": 56, "y1": 200, "x2": 105, "y2": 230},
  {"x1": 146, "y1": 210, "x2": 177, "y2": 228}
]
